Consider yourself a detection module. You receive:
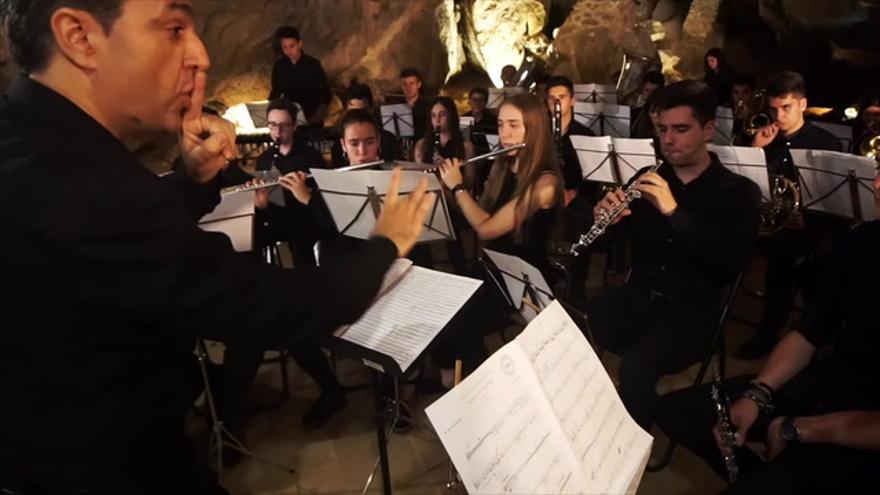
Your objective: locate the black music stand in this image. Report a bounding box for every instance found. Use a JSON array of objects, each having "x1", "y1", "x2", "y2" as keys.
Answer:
[
  {"x1": 706, "y1": 144, "x2": 772, "y2": 201},
  {"x1": 792, "y1": 149, "x2": 877, "y2": 222},
  {"x1": 570, "y1": 136, "x2": 657, "y2": 187},
  {"x1": 380, "y1": 104, "x2": 415, "y2": 139},
  {"x1": 573, "y1": 101, "x2": 631, "y2": 138},
  {"x1": 712, "y1": 107, "x2": 736, "y2": 145}
]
